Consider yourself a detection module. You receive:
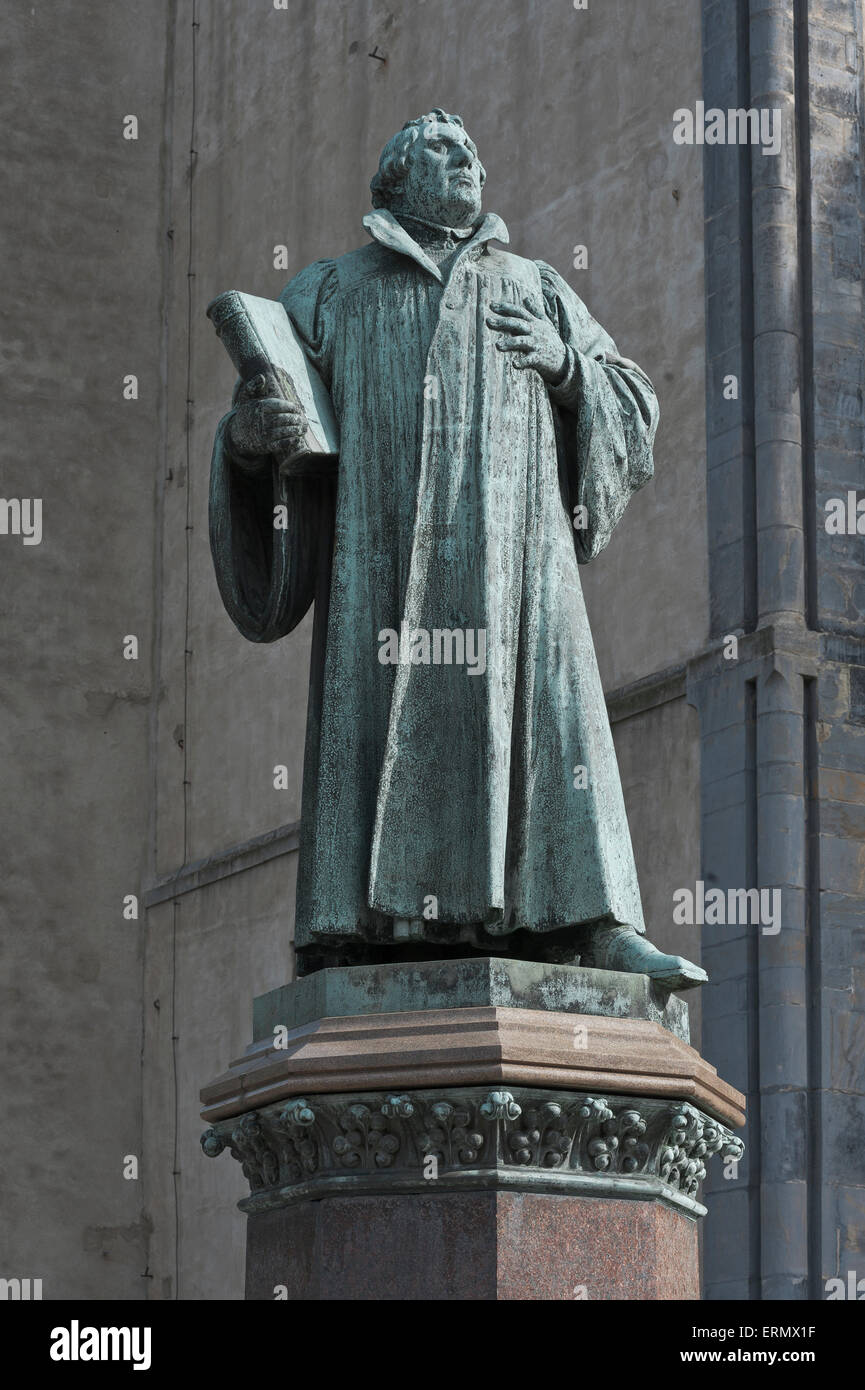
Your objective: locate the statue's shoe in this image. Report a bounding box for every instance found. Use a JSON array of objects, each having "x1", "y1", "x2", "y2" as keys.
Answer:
[{"x1": 581, "y1": 925, "x2": 708, "y2": 992}]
